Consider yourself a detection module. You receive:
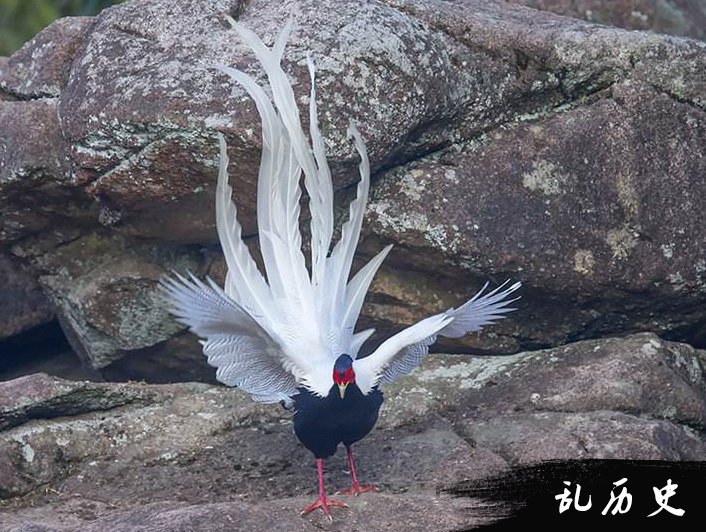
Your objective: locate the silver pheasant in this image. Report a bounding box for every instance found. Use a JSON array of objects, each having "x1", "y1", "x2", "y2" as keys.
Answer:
[{"x1": 161, "y1": 17, "x2": 521, "y2": 519}]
